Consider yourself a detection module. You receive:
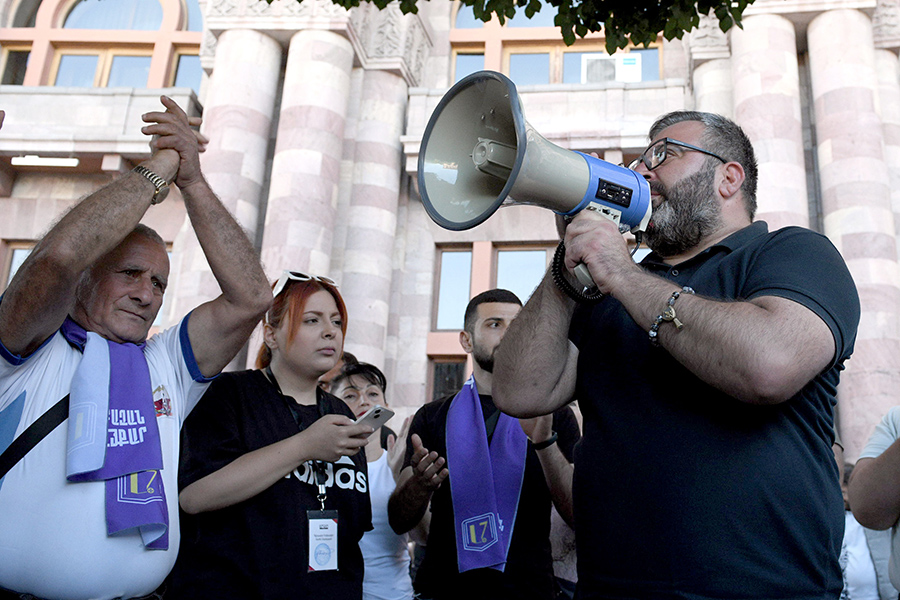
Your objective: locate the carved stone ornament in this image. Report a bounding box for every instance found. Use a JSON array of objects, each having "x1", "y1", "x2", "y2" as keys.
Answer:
[
  {"x1": 690, "y1": 12, "x2": 729, "y2": 48},
  {"x1": 206, "y1": 0, "x2": 350, "y2": 26},
  {"x1": 874, "y1": 0, "x2": 900, "y2": 49},
  {"x1": 202, "y1": 0, "x2": 431, "y2": 85},
  {"x1": 348, "y1": 2, "x2": 432, "y2": 86},
  {"x1": 688, "y1": 11, "x2": 731, "y2": 64},
  {"x1": 200, "y1": 29, "x2": 218, "y2": 72}
]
